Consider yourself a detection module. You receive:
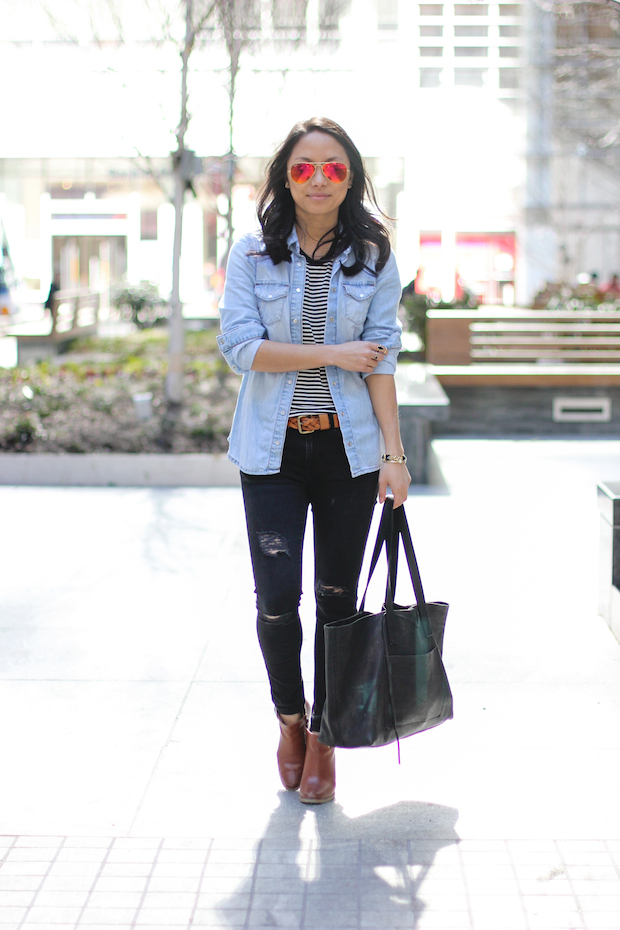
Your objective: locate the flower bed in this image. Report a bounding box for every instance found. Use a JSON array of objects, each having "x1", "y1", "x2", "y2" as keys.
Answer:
[{"x1": 0, "y1": 330, "x2": 239, "y2": 454}]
